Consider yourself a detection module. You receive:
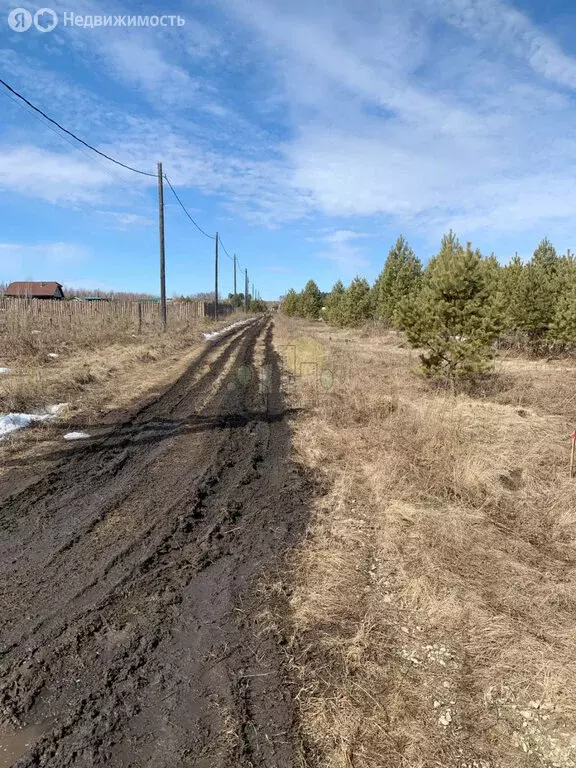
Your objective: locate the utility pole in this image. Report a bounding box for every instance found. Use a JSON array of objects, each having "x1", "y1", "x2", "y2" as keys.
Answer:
[
  {"x1": 214, "y1": 231, "x2": 219, "y2": 321},
  {"x1": 233, "y1": 253, "x2": 237, "y2": 298},
  {"x1": 244, "y1": 269, "x2": 249, "y2": 313},
  {"x1": 157, "y1": 162, "x2": 167, "y2": 332}
]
